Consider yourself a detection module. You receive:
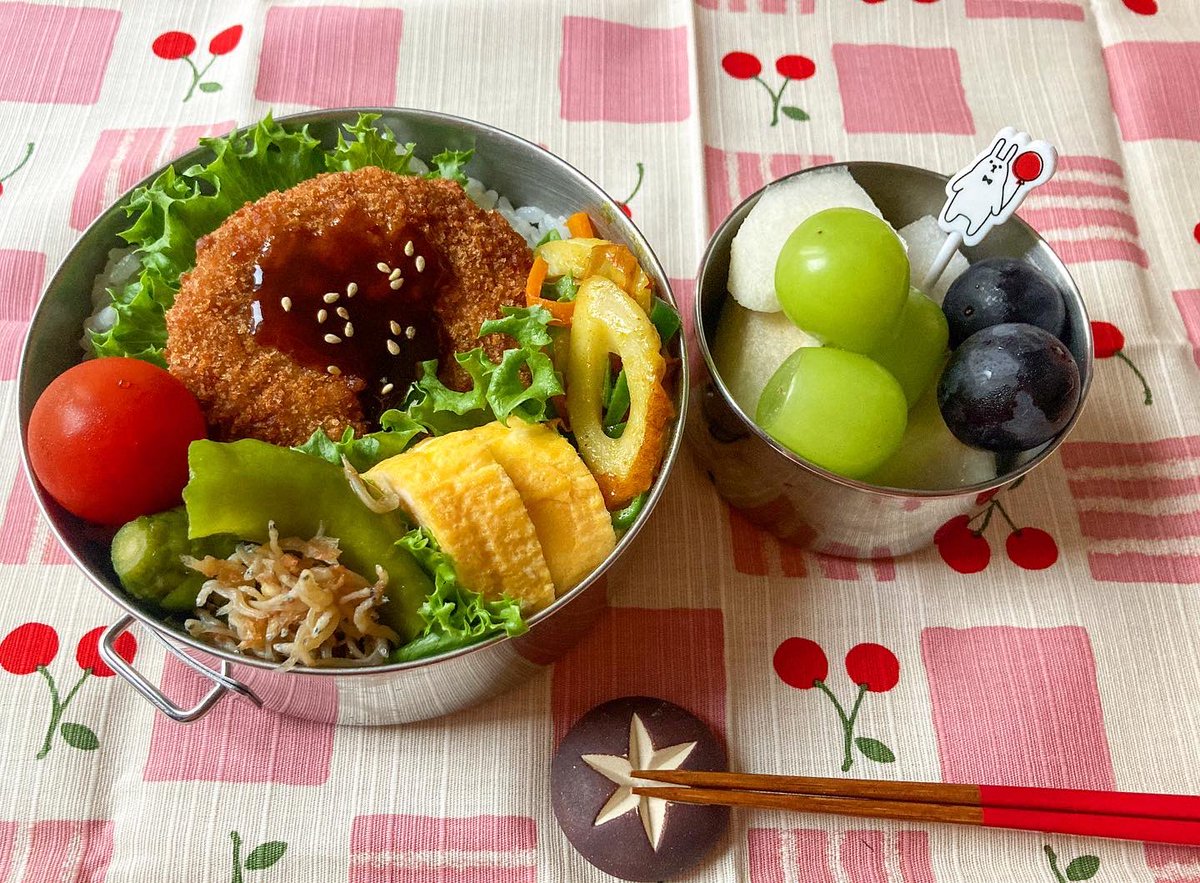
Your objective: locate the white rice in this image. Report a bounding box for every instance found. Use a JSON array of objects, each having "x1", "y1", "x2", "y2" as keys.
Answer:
[
  {"x1": 81, "y1": 170, "x2": 565, "y2": 355},
  {"x1": 79, "y1": 245, "x2": 139, "y2": 351},
  {"x1": 463, "y1": 175, "x2": 566, "y2": 247}
]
